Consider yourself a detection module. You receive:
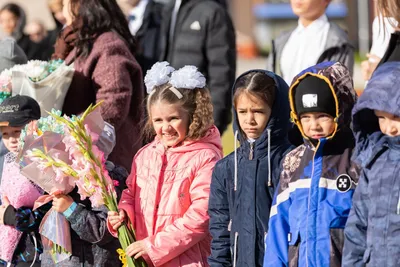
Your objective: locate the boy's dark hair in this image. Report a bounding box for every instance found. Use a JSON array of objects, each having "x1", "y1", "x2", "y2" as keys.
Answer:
[
  {"x1": 233, "y1": 72, "x2": 276, "y2": 109},
  {"x1": 0, "y1": 95, "x2": 41, "y2": 127}
]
